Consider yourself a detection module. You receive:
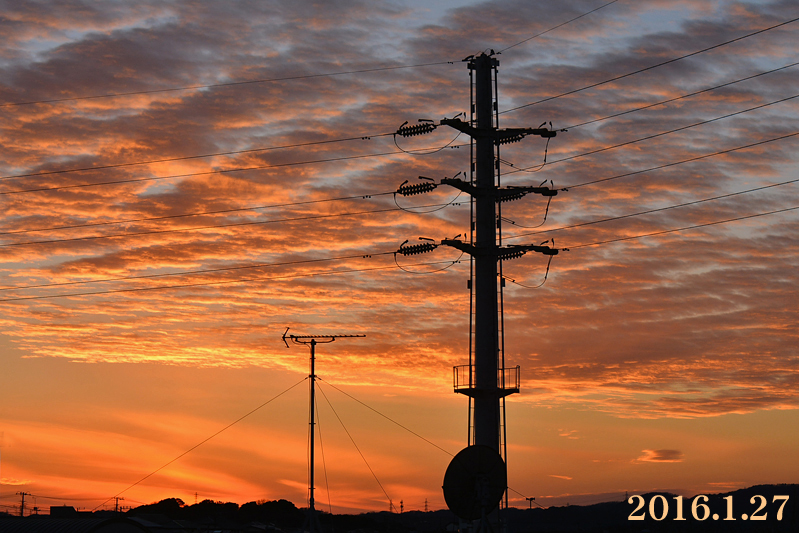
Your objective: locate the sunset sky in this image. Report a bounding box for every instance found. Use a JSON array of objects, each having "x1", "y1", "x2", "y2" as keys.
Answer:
[{"x1": 1, "y1": 0, "x2": 798, "y2": 516}]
